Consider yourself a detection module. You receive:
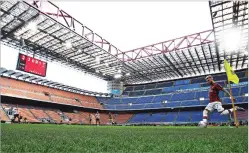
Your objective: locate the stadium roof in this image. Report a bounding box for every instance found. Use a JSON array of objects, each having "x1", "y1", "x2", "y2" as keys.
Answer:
[
  {"x1": 0, "y1": 1, "x2": 248, "y2": 85},
  {"x1": 0, "y1": 67, "x2": 111, "y2": 97}
]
